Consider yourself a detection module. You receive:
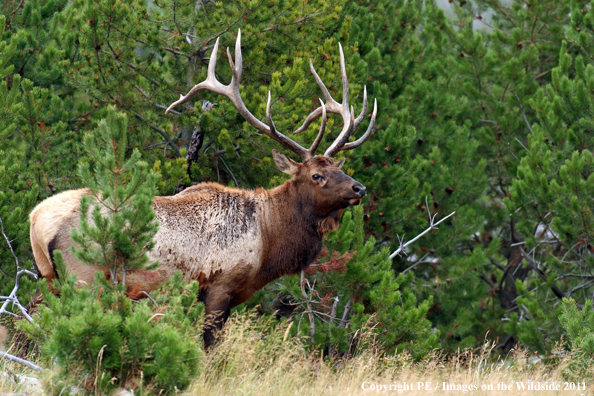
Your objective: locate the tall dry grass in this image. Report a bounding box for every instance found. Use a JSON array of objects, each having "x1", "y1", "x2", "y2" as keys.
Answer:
[
  {"x1": 190, "y1": 311, "x2": 592, "y2": 396},
  {"x1": 1, "y1": 311, "x2": 592, "y2": 395}
]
